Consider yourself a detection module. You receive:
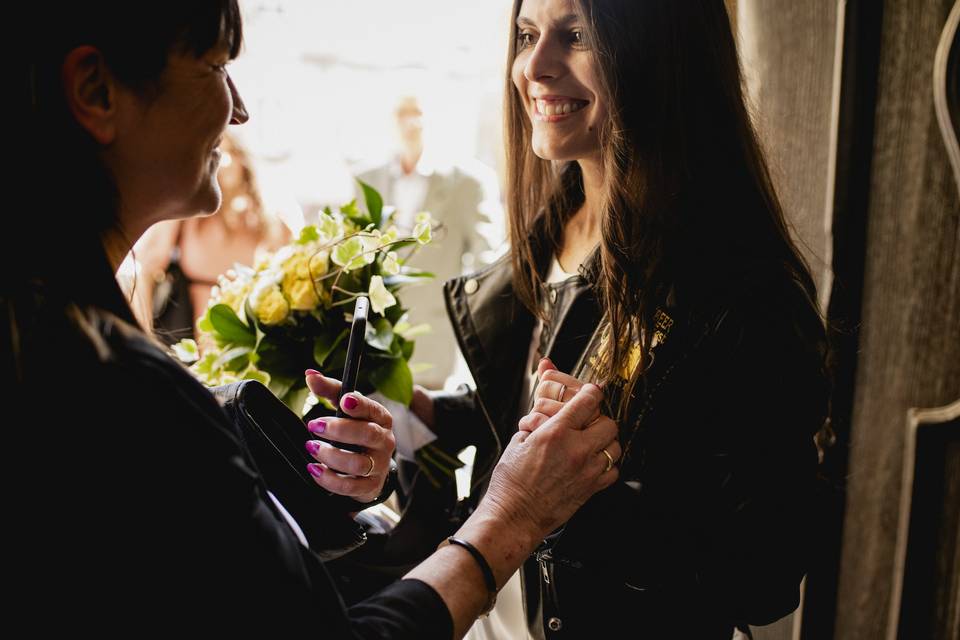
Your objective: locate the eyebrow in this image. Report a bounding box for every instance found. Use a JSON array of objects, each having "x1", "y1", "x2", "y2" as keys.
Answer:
[{"x1": 516, "y1": 14, "x2": 580, "y2": 28}]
